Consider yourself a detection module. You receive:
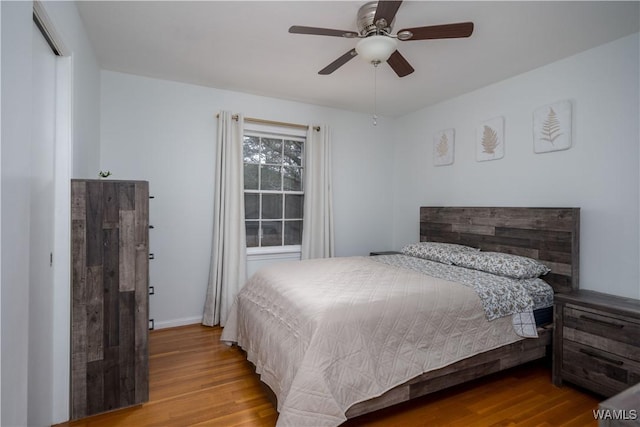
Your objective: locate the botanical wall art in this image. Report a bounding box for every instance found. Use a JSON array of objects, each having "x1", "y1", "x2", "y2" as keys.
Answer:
[
  {"x1": 433, "y1": 128, "x2": 455, "y2": 166},
  {"x1": 533, "y1": 100, "x2": 572, "y2": 153},
  {"x1": 477, "y1": 117, "x2": 504, "y2": 161}
]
